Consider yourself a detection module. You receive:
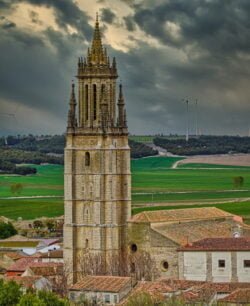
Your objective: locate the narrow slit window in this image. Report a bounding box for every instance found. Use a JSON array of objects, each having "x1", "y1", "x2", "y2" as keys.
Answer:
[
  {"x1": 101, "y1": 84, "x2": 105, "y2": 97},
  {"x1": 85, "y1": 152, "x2": 90, "y2": 166}
]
